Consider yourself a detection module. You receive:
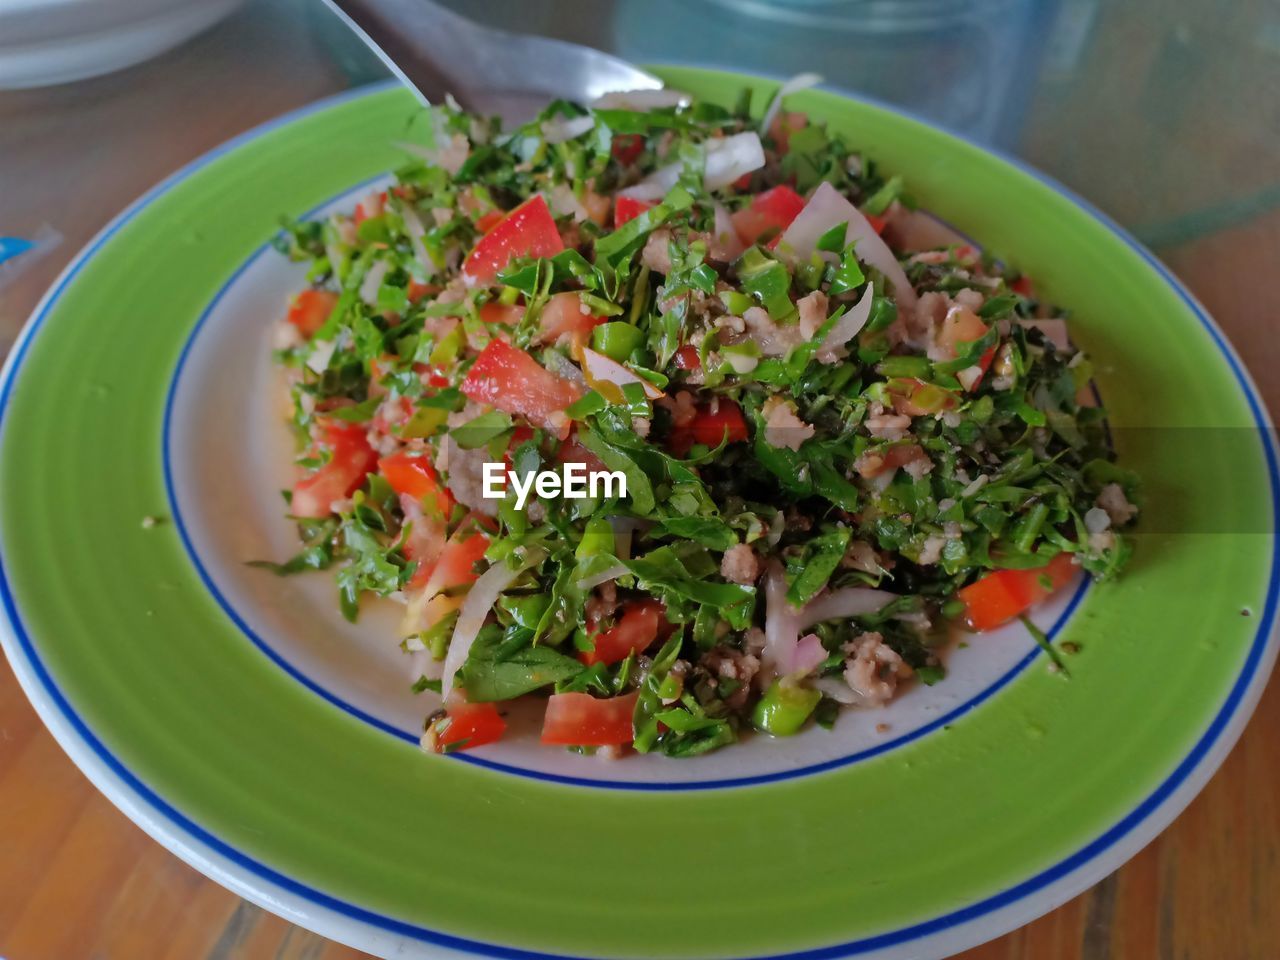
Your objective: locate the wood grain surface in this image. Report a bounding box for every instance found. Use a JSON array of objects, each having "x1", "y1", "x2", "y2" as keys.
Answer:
[{"x1": 1, "y1": 2, "x2": 1278, "y2": 957}]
